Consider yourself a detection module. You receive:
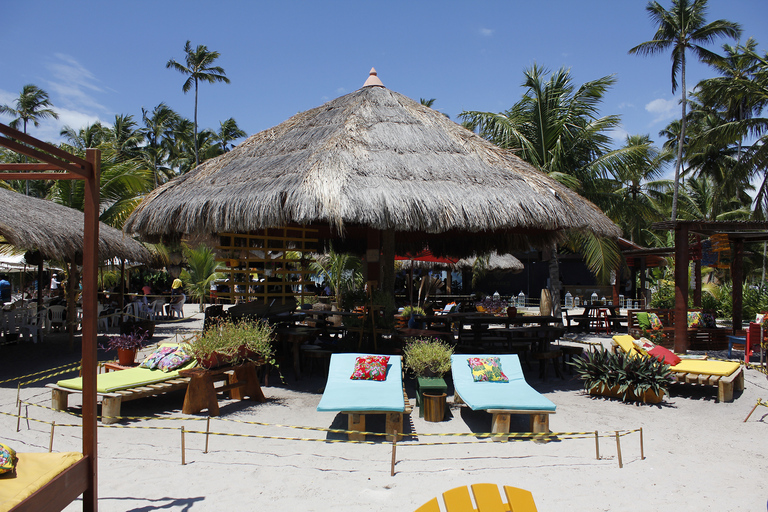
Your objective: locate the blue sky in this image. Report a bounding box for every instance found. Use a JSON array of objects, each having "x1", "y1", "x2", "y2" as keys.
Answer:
[{"x1": 2, "y1": 0, "x2": 767, "y2": 166}]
